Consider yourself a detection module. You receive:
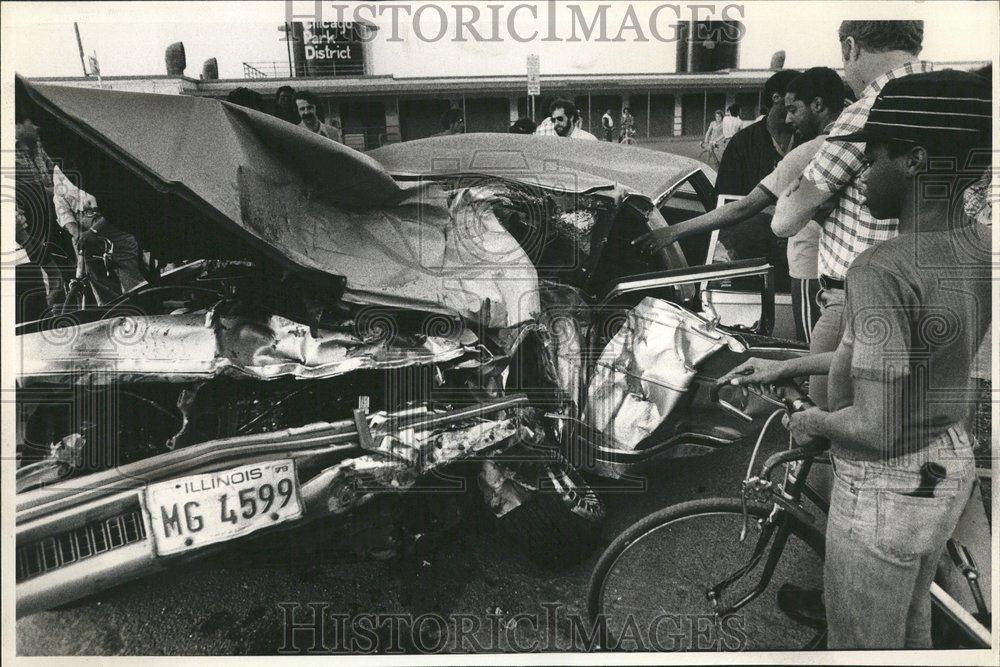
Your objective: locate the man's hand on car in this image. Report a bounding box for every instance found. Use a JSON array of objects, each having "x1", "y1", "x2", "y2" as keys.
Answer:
[
  {"x1": 716, "y1": 358, "x2": 794, "y2": 398},
  {"x1": 632, "y1": 227, "x2": 680, "y2": 255},
  {"x1": 717, "y1": 357, "x2": 792, "y2": 386}
]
